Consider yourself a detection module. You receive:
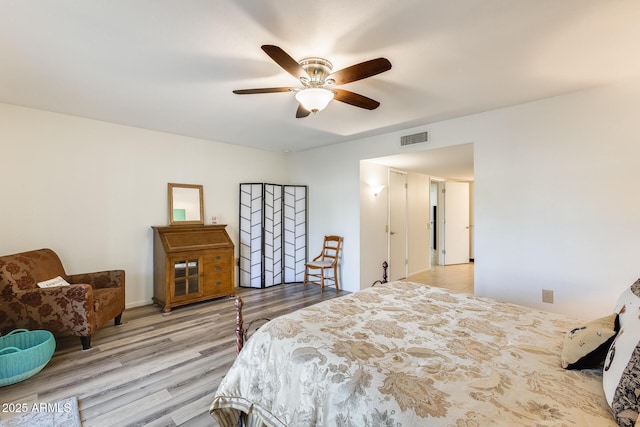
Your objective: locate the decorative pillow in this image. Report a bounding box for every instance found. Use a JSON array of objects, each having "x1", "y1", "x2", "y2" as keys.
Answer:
[
  {"x1": 561, "y1": 313, "x2": 618, "y2": 369},
  {"x1": 603, "y1": 278, "x2": 640, "y2": 427},
  {"x1": 37, "y1": 276, "x2": 70, "y2": 288}
]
